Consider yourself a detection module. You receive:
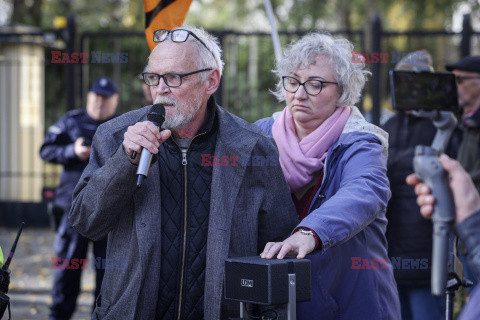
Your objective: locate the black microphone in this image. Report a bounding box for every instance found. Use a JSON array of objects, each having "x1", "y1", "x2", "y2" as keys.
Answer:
[{"x1": 136, "y1": 104, "x2": 165, "y2": 188}]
